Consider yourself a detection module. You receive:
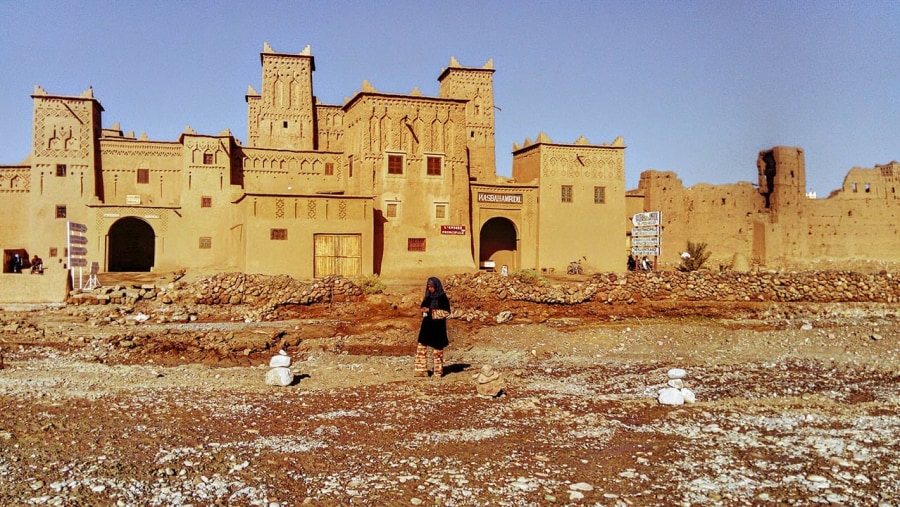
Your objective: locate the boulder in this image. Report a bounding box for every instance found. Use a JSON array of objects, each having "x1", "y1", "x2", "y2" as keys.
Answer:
[{"x1": 265, "y1": 367, "x2": 294, "y2": 386}]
